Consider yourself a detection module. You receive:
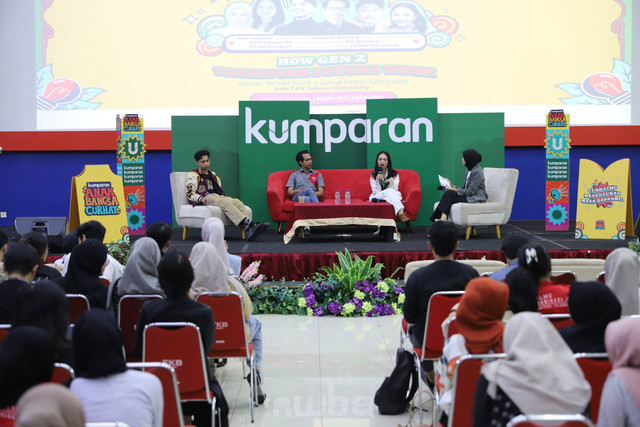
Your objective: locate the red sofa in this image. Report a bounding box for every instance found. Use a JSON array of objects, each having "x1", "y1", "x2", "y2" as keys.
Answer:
[{"x1": 267, "y1": 168, "x2": 422, "y2": 232}]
